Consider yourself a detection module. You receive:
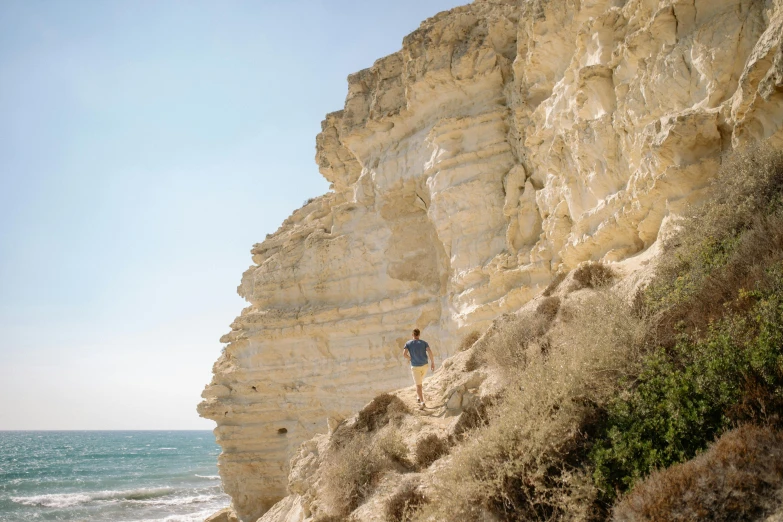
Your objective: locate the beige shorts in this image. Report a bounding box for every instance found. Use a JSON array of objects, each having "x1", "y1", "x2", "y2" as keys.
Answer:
[{"x1": 411, "y1": 364, "x2": 428, "y2": 385}]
